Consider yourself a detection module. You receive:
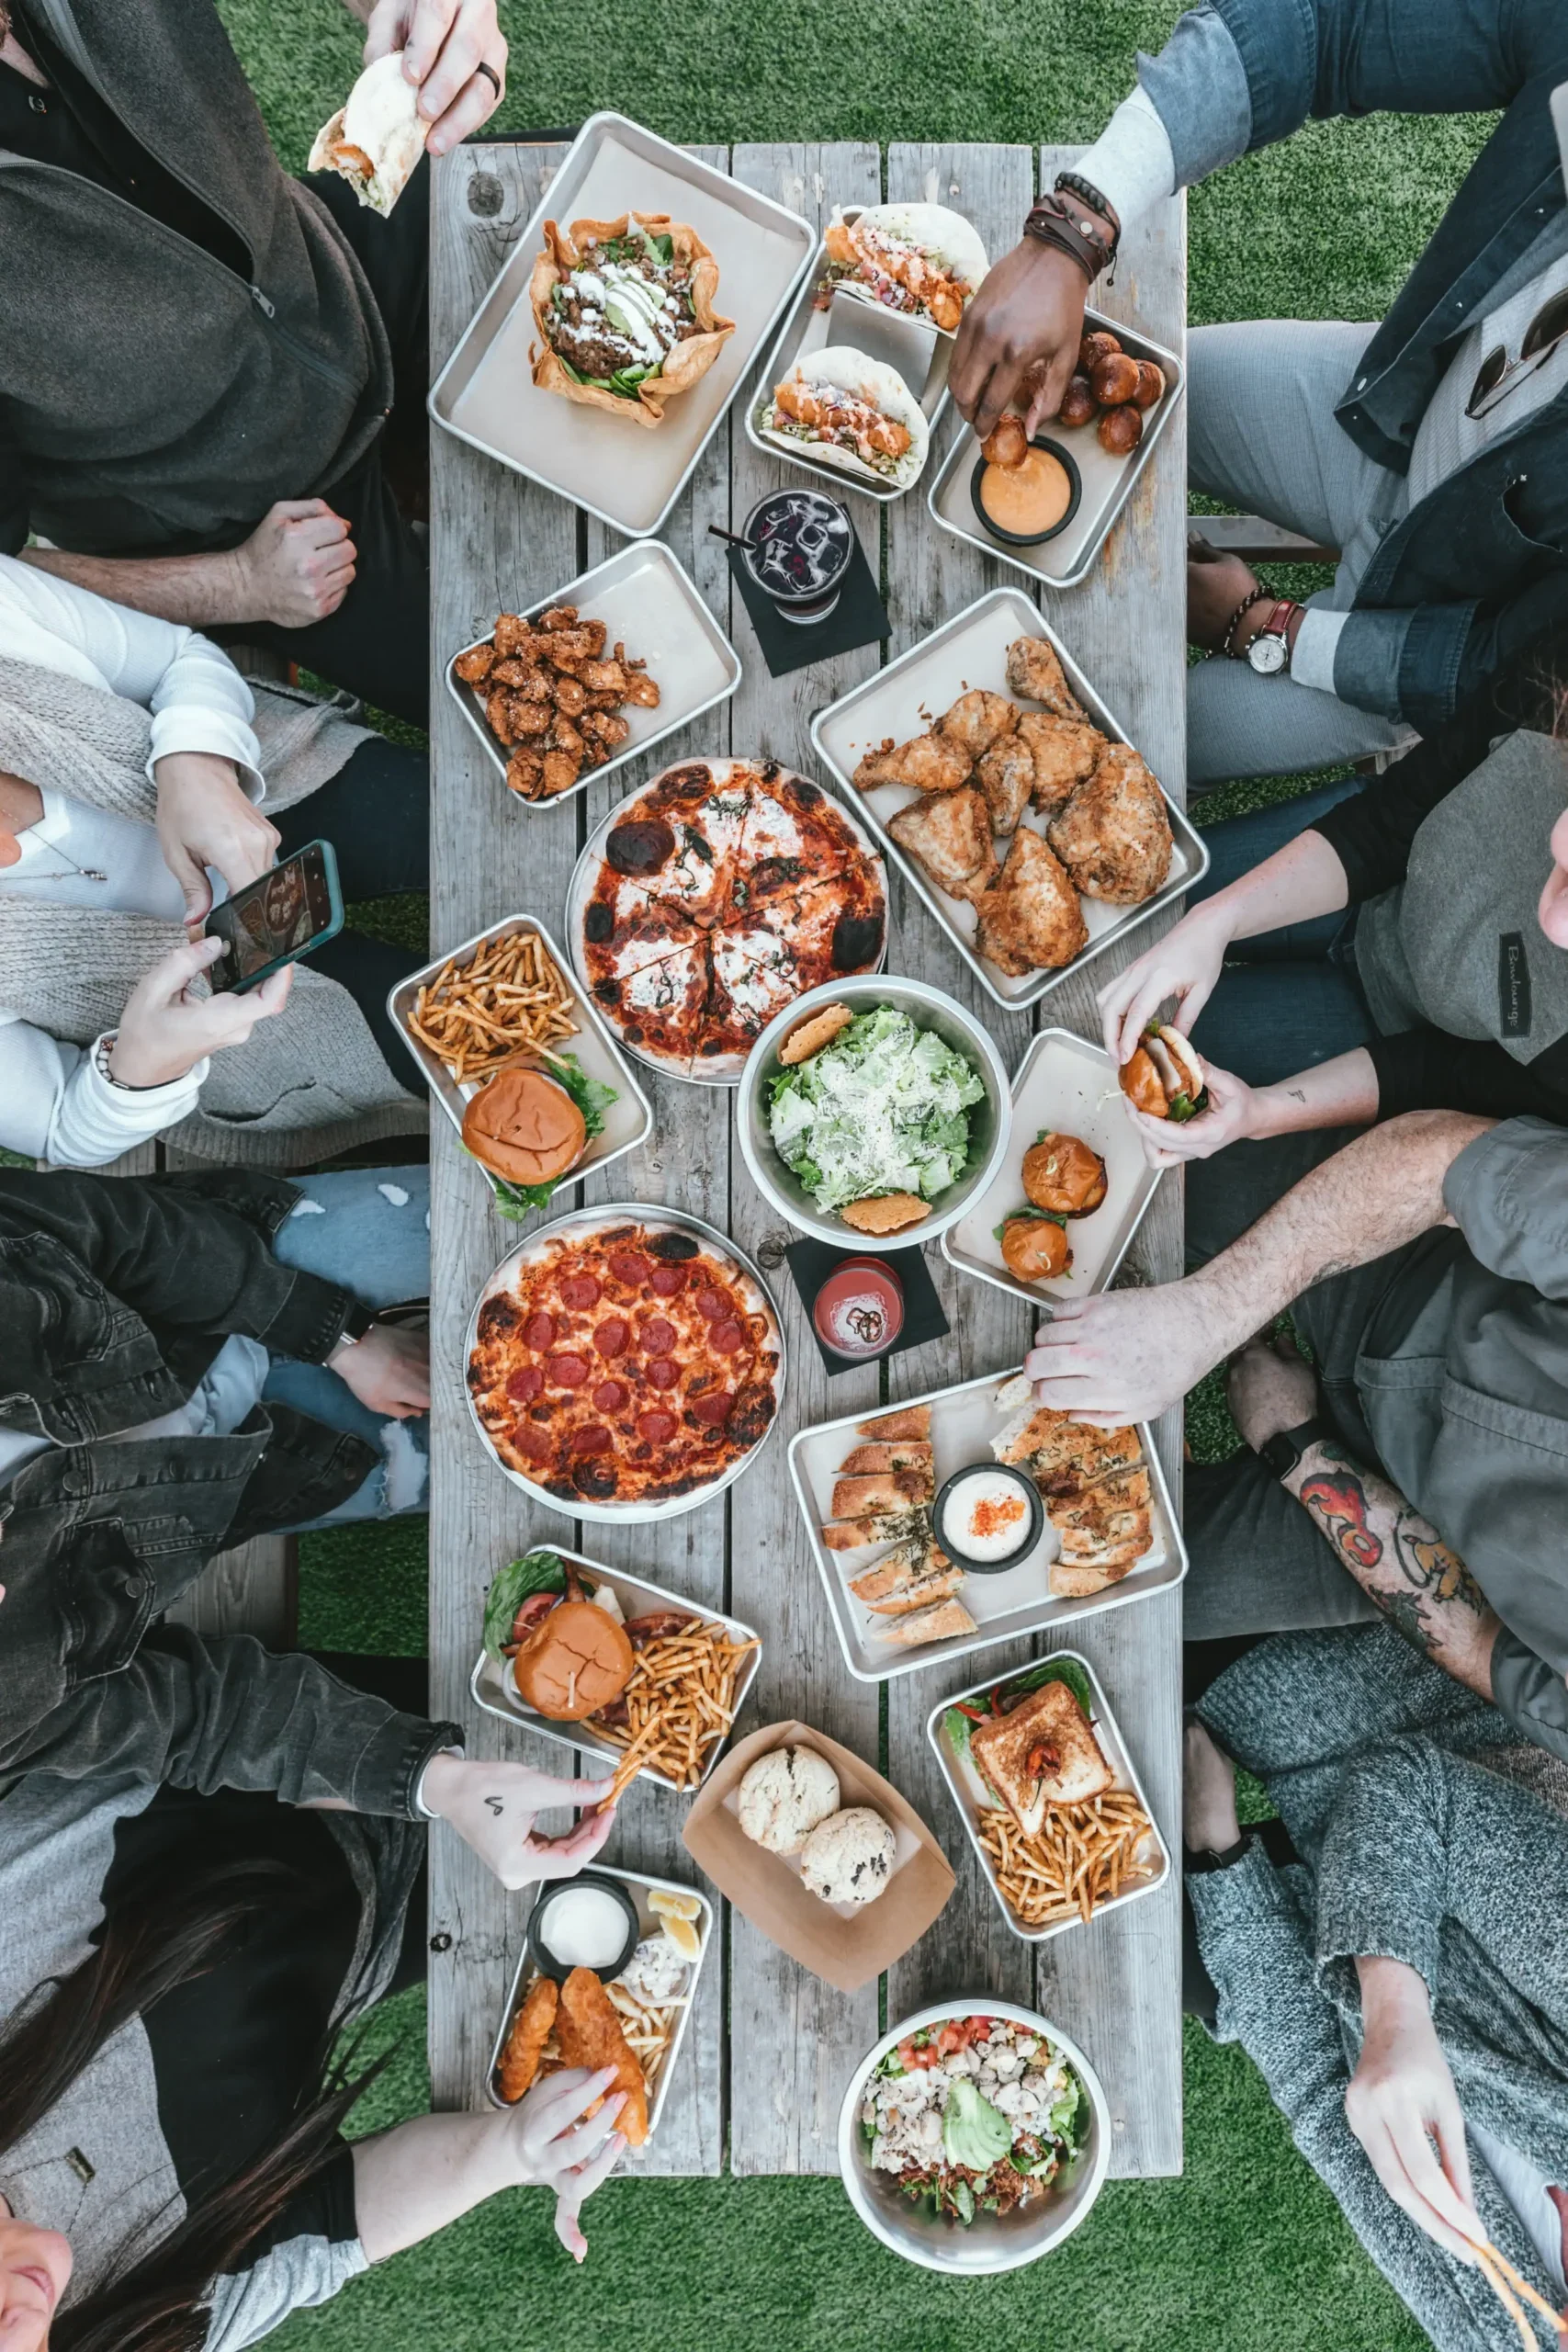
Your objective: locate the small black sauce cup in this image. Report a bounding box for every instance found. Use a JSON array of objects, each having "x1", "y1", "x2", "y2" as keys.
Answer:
[
  {"x1": 933, "y1": 1462, "x2": 1045, "y2": 1575},
  {"x1": 740, "y1": 489, "x2": 855, "y2": 625},
  {"x1": 526, "y1": 1871, "x2": 641, "y2": 1983},
  {"x1": 969, "y1": 435, "x2": 1083, "y2": 548}
]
